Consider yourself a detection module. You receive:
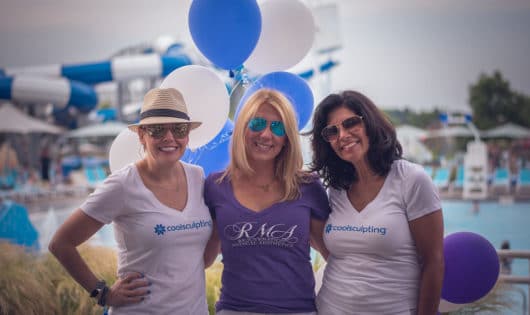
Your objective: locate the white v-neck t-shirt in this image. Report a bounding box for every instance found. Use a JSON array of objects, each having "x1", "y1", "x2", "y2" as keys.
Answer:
[
  {"x1": 316, "y1": 159, "x2": 441, "y2": 315},
  {"x1": 81, "y1": 162, "x2": 212, "y2": 315}
]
